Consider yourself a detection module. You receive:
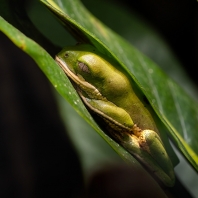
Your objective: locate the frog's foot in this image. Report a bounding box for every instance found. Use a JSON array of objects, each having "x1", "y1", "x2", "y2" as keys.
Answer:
[
  {"x1": 131, "y1": 125, "x2": 160, "y2": 154},
  {"x1": 119, "y1": 129, "x2": 175, "y2": 187}
]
